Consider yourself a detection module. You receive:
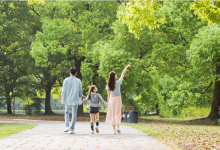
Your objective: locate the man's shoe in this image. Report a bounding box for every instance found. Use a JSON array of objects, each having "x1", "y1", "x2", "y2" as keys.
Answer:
[
  {"x1": 63, "y1": 127, "x2": 69, "y2": 132},
  {"x1": 117, "y1": 128, "x2": 121, "y2": 134},
  {"x1": 91, "y1": 130, "x2": 94, "y2": 134},
  {"x1": 95, "y1": 126, "x2": 99, "y2": 133},
  {"x1": 113, "y1": 131, "x2": 116, "y2": 134},
  {"x1": 70, "y1": 130, "x2": 75, "y2": 134}
]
